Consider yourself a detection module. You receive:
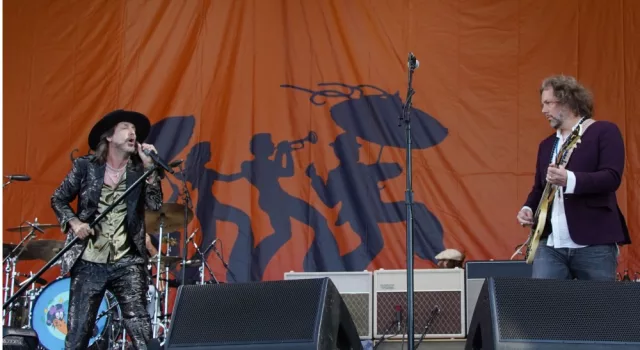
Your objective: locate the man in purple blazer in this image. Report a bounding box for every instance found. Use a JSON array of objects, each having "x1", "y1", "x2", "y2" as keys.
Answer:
[{"x1": 516, "y1": 75, "x2": 630, "y2": 281}]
